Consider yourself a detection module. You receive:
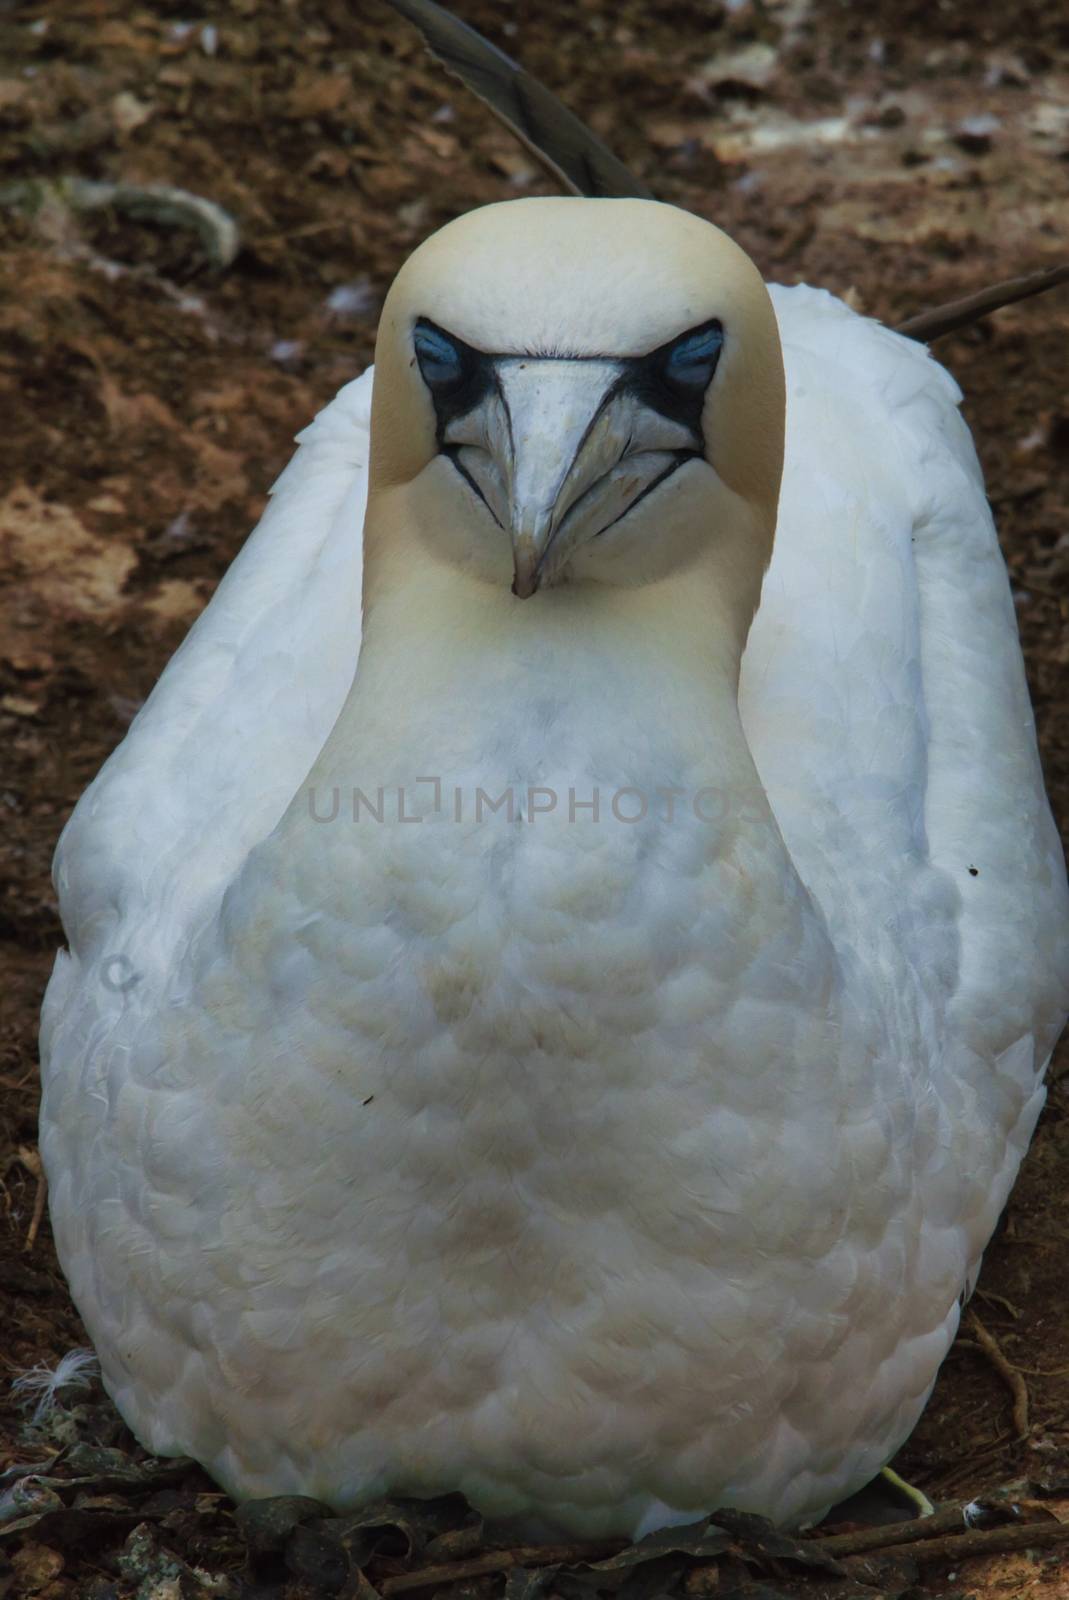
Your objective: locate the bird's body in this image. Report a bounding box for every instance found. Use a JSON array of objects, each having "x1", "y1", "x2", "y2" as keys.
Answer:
[{"x1": 41, "y1": 201, "x2": 1068, "y2": 1537}]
